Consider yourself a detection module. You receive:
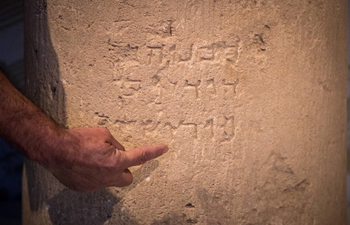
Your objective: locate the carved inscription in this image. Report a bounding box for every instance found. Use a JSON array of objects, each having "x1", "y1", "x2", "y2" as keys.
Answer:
[
  {"x1": 198, "y1": 45, "x2": 215, "y2": 61},
  {"x1": 114, "y1": 115, "x2": 236, "y2": 143},
  {"x1": 147, "y1": 46, "x2": 163, "y2": 65},
  {"x1": 107, "y1": 40, "x2": 241, "y2": 144},
  {"x1": 109, "y1": 40, "x2": 241, "y2": 66},
  {"x1": 146, "y1": 42, "x2": 240, "y2": 65},
  {"x1": 178, "y1": 44, "x2": 193, "y2": 62},
  {"x1": 111, "y1": 77, "x2": 239, "y2": 143}
]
